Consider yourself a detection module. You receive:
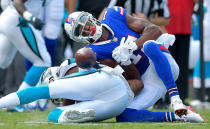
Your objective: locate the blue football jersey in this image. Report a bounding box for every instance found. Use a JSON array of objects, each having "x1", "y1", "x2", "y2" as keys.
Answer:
[{"x1": 87, "y1": 6, "x2": 150, "y2": 75}]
